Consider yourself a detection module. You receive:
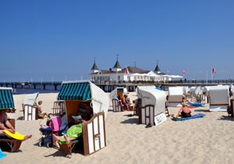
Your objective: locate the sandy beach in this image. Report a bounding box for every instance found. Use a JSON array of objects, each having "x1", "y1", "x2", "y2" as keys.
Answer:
[{"x1": 1, "y1": 92, "x2": 234, "y2": 164}]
